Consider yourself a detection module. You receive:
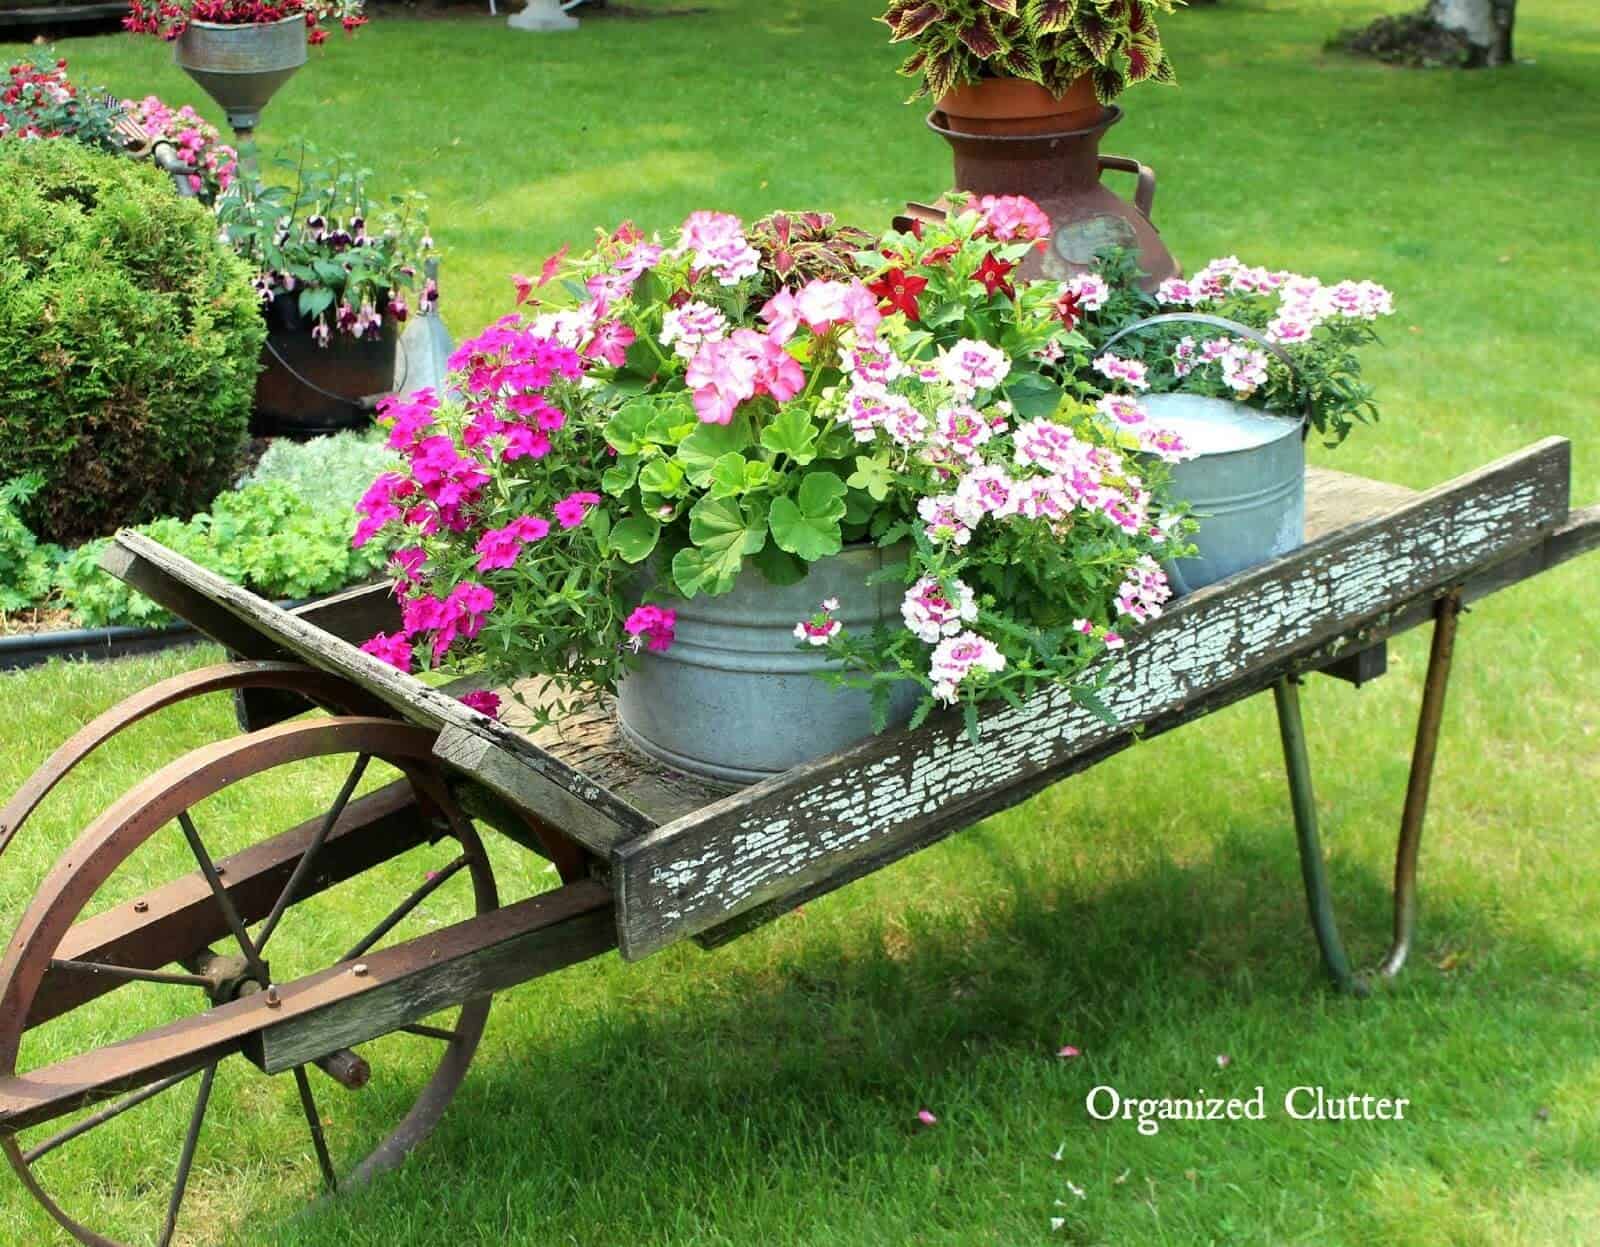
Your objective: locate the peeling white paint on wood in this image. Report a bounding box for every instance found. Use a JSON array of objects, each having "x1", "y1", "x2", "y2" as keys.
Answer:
[{"x1": 612, "y1": 440, "x2": 1571, "y2": 960}]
